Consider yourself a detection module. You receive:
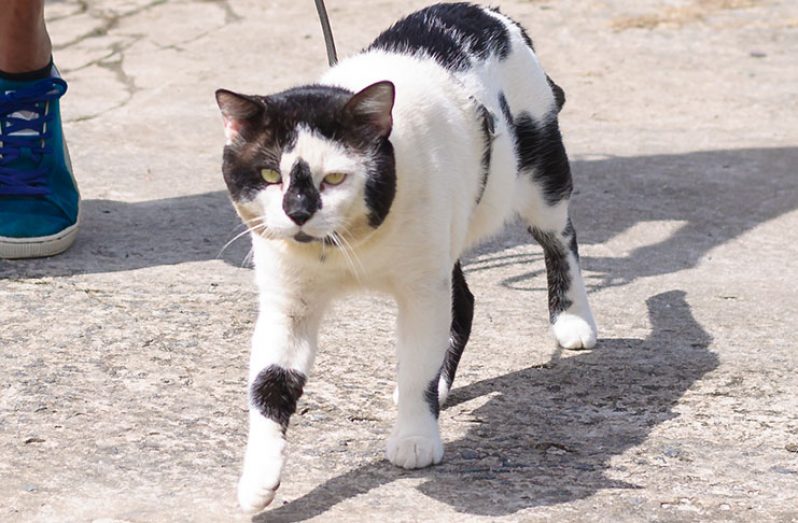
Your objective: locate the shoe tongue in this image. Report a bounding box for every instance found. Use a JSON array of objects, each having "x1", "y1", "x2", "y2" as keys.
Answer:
[
  {"x1": 7, "y1": 109, "x2": 41, "y2": 137},
  {"x1": 2, "y1": 86, "x2": 48, "y2": 136}
]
